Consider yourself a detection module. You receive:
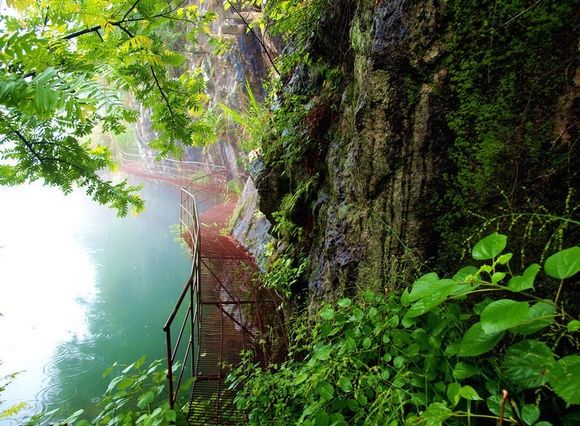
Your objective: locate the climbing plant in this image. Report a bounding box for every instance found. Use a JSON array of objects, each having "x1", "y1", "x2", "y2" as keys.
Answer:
[{"x1": 0, "y1": 0, "x2": 218, "y2": 215}]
